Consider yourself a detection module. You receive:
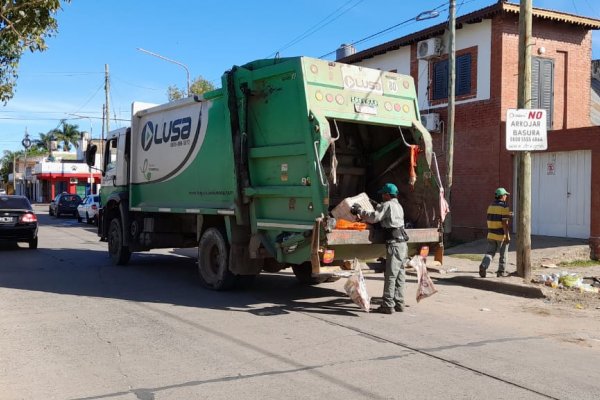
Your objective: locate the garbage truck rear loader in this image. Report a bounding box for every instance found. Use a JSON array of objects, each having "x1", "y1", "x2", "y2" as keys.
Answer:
[{"x1": 87, "y1": 56, "x2": 445, "y2": 289}]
